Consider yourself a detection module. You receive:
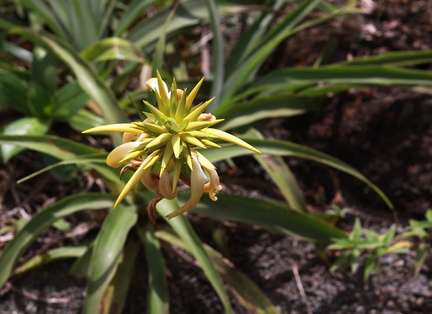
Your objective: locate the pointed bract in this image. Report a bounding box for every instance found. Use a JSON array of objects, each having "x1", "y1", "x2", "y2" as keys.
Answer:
[{"x1": 83, "y1": 73, "x2": 260, "y2": 222}]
